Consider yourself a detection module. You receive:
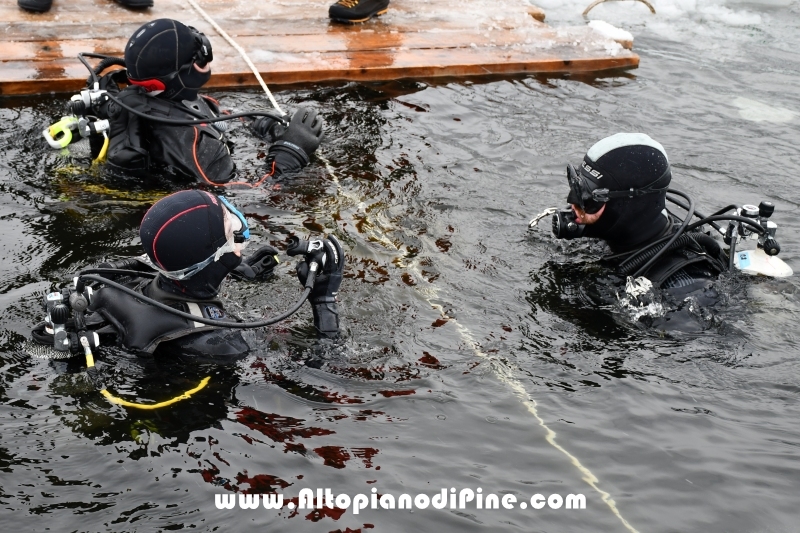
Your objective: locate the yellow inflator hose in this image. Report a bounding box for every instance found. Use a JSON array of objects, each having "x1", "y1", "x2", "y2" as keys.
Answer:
[{"x1": 82, "y1": 336, "x2": 210, "y2": 410}]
